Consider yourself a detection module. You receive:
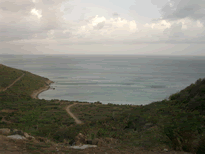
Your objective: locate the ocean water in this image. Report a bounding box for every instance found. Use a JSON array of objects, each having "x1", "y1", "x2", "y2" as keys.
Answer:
[{"x1": 1, "y1": 54, "x2": 205, "y2": 105}]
